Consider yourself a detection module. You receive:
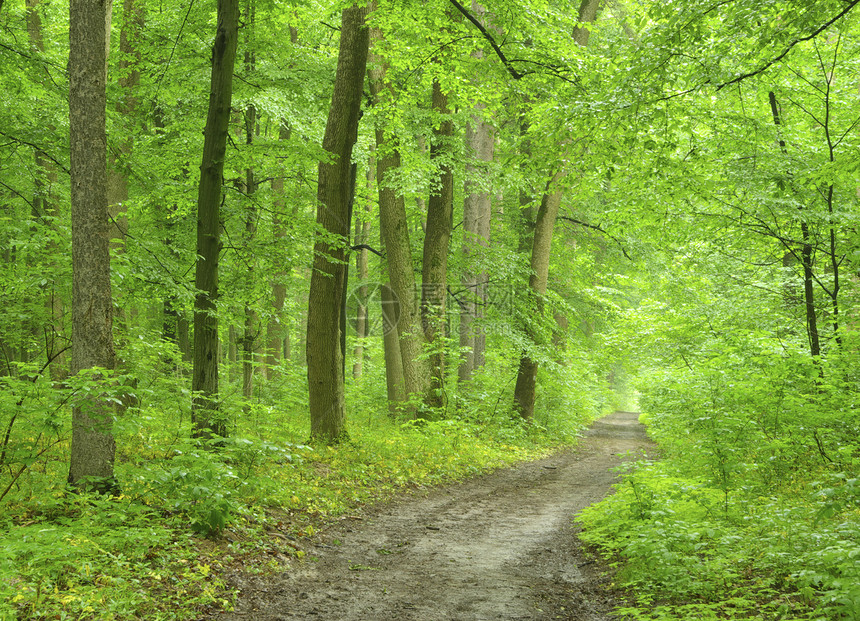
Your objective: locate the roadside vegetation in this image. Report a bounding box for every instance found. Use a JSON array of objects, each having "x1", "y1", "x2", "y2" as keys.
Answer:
[
  {"x1": 0, "y1": 356, "x2": 611, "y2": 620},
  {"x1": 579, "y1": 318, "x2": 860, "y2": 620}
]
